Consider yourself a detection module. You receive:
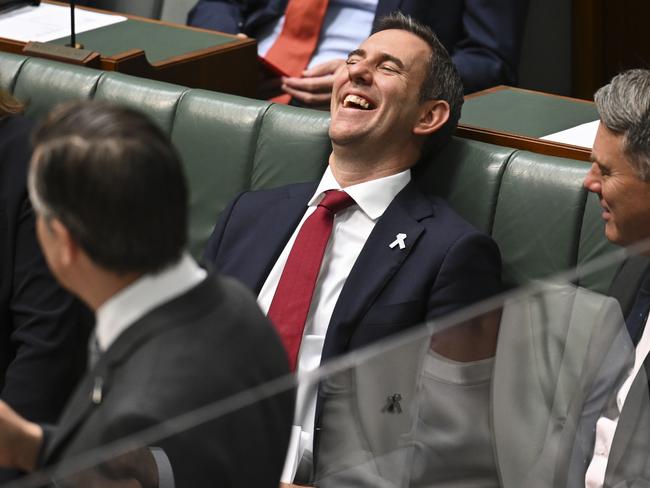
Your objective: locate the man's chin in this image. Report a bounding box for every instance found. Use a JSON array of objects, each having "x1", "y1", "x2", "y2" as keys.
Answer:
[
  {"x1": 329, "y1": 128, "x2": 365, "y2": 147},
  {"x1": 604, "y1": 223, "x2": 639, "y2": 248}
]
